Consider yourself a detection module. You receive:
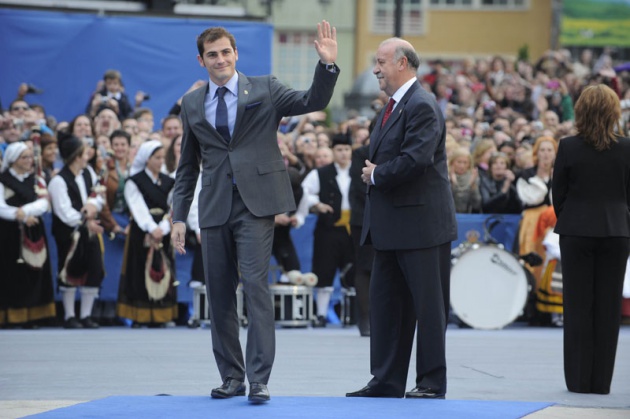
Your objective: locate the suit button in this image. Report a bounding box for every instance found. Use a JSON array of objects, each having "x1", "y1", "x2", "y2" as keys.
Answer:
[{"x1": 228, "y1": 147, "x2": 233, "y2": 152}]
